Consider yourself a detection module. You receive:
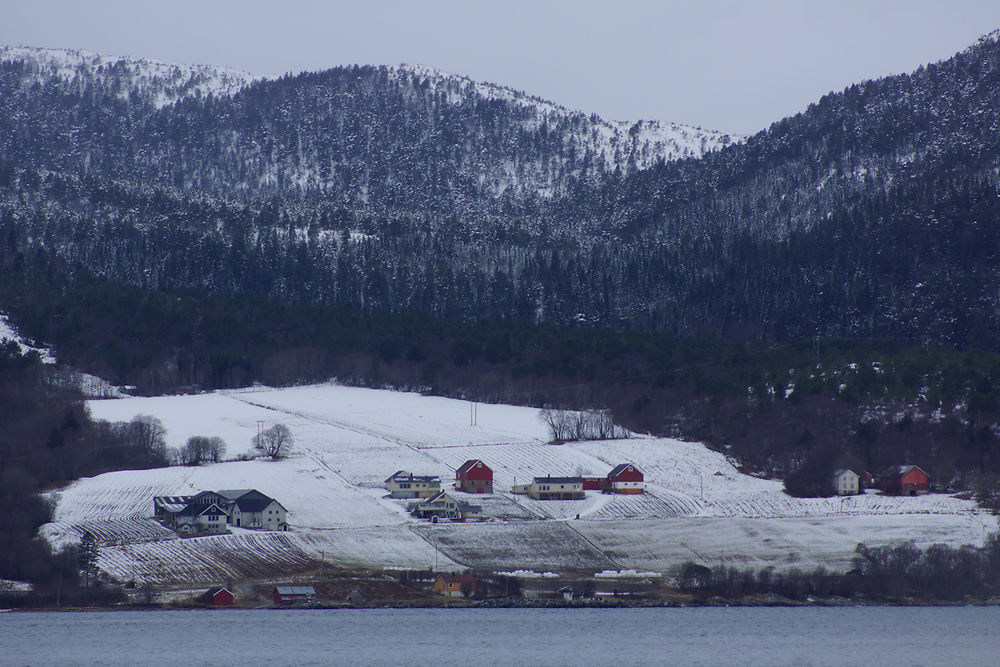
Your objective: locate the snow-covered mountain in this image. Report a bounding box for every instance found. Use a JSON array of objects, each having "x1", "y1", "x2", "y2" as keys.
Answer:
[
  {"x1": 0, "y1": 45, "x2": 257, "y2": 108},
  {"x1": 4, "y1": 34, "x2": 1000, "y2": 346},
  {"x1": 0, "y1": 45, "x2": 736, "y2": 211}
]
